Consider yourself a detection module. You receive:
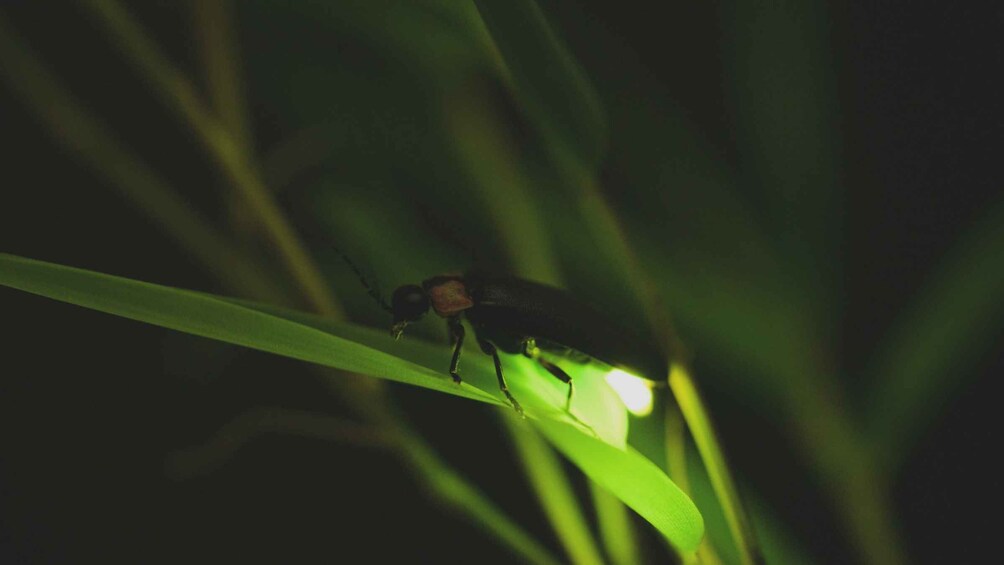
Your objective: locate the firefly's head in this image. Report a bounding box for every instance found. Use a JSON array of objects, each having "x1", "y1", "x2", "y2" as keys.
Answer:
[{"x1": 389, "y1": 284, "x2": 429, "y2": 338}]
